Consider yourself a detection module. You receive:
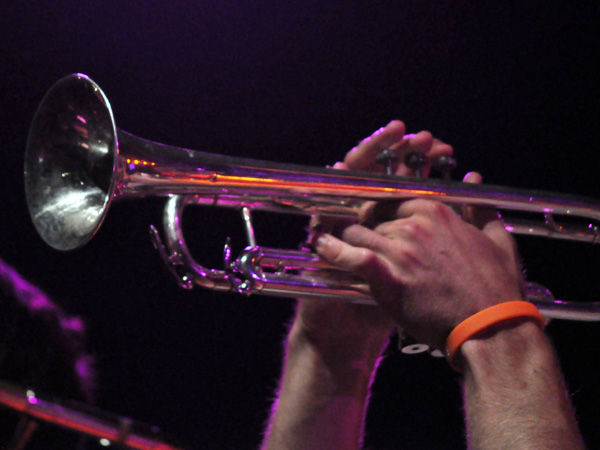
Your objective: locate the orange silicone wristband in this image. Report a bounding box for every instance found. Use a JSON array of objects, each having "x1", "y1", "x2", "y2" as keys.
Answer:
[{"x1": 446, "y1": 301, "x2": 546, "y2": 372}]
